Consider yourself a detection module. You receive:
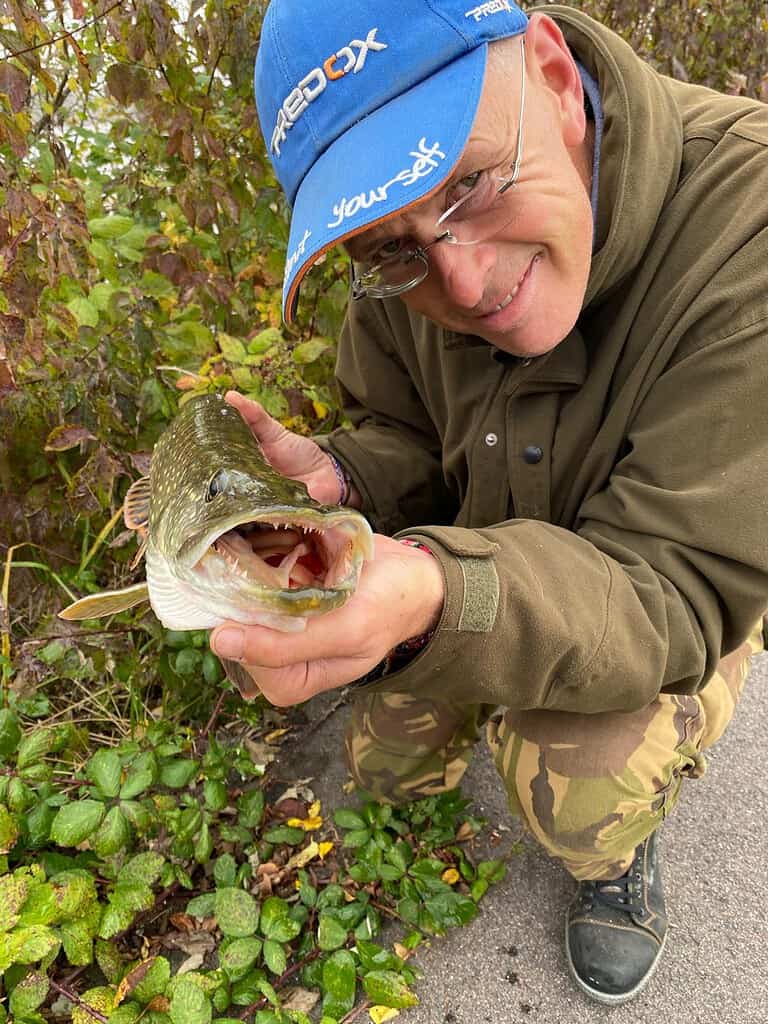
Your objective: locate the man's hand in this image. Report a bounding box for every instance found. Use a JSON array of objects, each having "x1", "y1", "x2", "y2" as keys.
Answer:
[
  {"x1": 210, "y1": 535, "x2": 444, "y2": 706},
  {"x1": 225, "y1": 390, "x2": 344, "y2": 506}
]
